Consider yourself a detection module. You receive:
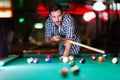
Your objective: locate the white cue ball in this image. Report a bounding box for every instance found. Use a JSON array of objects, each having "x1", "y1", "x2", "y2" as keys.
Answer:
[
  {"x1": 62, "y1": 57, "x2": 69, "y2": 63},
  {"x1": 112, "y1": 57, "x2": 118, "y2": 64}
]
